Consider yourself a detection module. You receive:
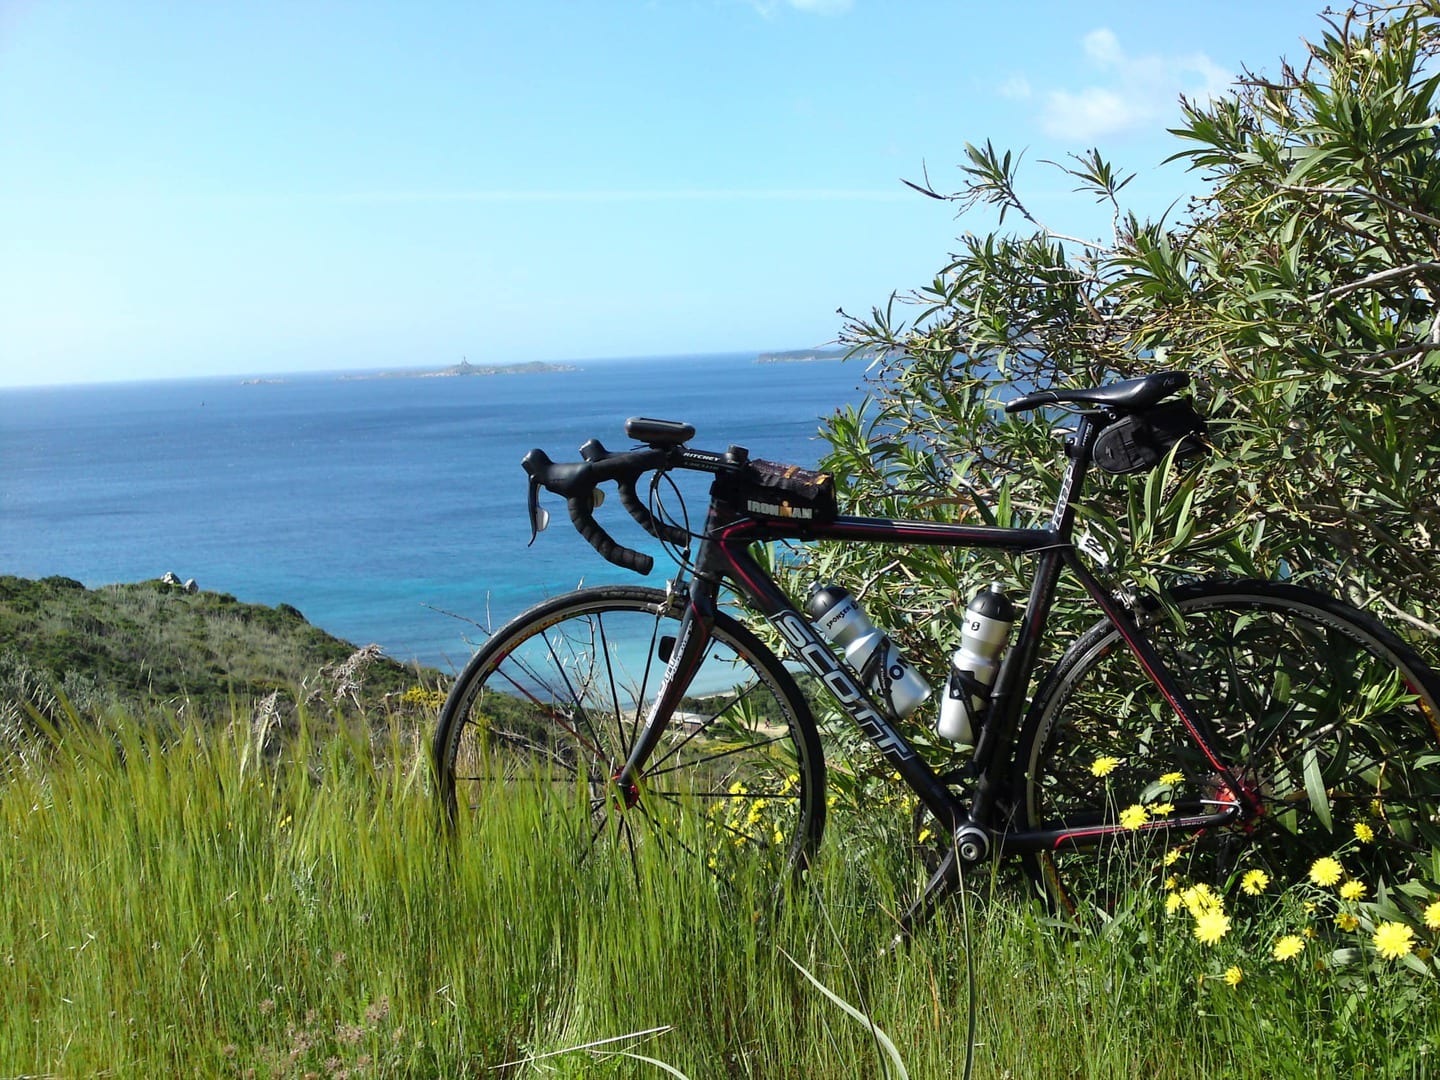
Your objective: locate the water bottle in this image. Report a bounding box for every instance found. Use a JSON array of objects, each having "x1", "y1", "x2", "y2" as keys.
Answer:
[
  {"x1": 936, "y1": 584, "x2": 1016, "y2": 745},
  {"x1": 806, "y1": 583, "x2": 931, "y2": 719}
]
